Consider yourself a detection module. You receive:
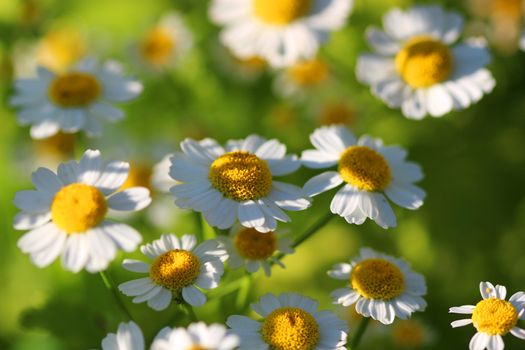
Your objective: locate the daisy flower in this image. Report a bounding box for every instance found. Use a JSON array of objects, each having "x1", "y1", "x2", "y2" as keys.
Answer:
[
  {"x1": 13, "y1": 149, "x2": 151, "y2": 273},
  {"x1": 134, "y1": 13, "x2": 192, "y2": 70},
  {"x1": 169, "y1": 135, "x2": 310, "y2": 233},
  {"x1": 118, "y1": 234, "x2": 226, "y2": 310},
  {"x1": 391, "y1": 319, "x2": 436, "y2": 348},
  {"x1": 273, "y1": 57, "x2": 330, "y2": 99},
  {"x1": 357, "y1": 5, "x2": 495, "y2": 119},
  {"x1": 10, "y1": 59, "x2": 143, "y2": 139},
  {"x1": 151, "y1": 322, "x2": 240, "y2": 350},
  {"x1": 328, "y1": 247, "x2": 427, "y2": 325},
  {"x1": 217, "y1": 224, "x2": 294, "y2": 276},
  {"x1": 228, "y1": 292, "x2": 348, "y2": 349},
  {"x1": 101, "y1": 321, "x2": 144, "y2": 350},
  {"x1": 450, "y1": 281, "x2": 525, "y2": 350},
  {"x1": 302, "y1": 125, "x2": 425, "y2": 229},
  {"x1": 209, "y1": 0, "x2": 353, "y2": 67}
]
